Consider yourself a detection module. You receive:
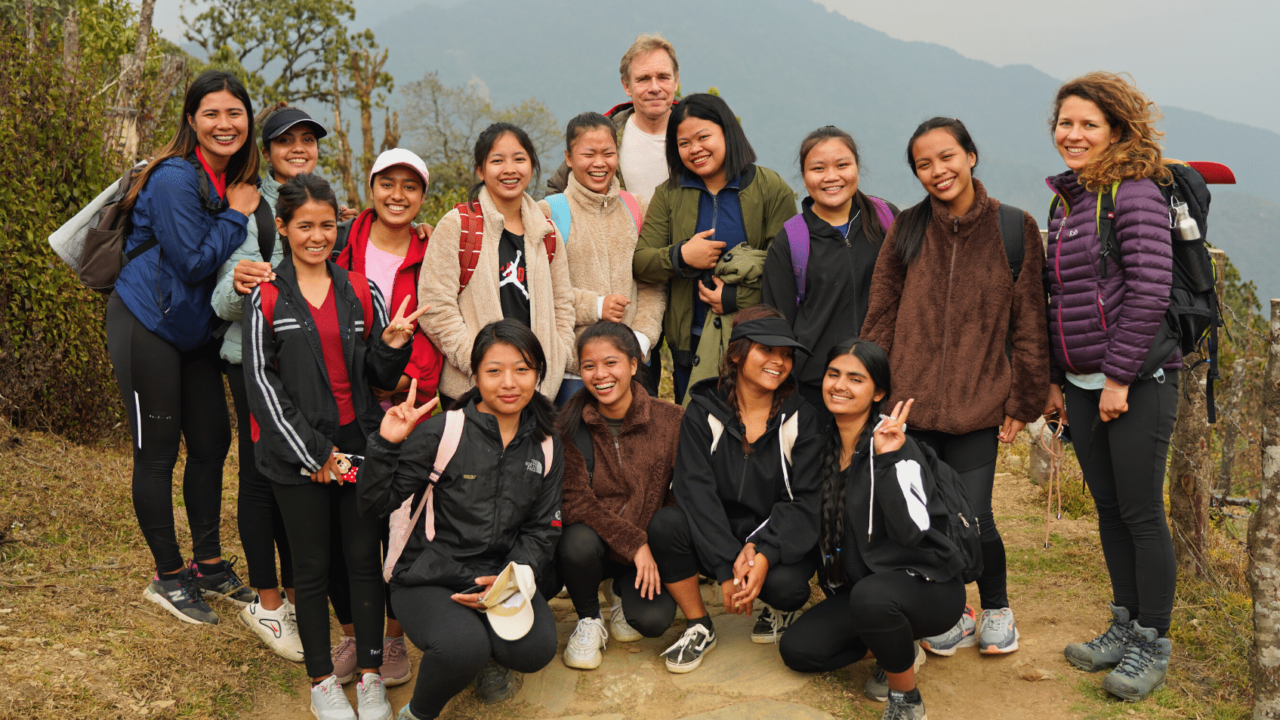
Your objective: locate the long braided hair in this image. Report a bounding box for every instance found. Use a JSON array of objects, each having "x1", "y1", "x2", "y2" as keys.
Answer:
[
  {"x1": 717, "y1": 305, "x2": 796, "y2": 456},
  {"x1": 818, "y1": 338, "x2": 892, "y2": 588}
]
